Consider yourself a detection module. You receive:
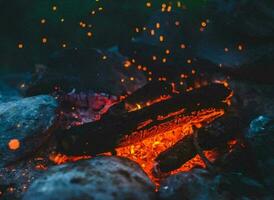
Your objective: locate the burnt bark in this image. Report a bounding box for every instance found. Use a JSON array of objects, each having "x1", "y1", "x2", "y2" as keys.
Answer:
[
  {"x1": 57, "y1": 83, "x2": 231, "y2": 156},
  {"x1": 155, "y1": 112, "x2": 245, "y2": 173},
  {"x1": 107, "y1": 81, "x2": 173, "y2": 116}
]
